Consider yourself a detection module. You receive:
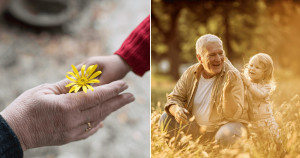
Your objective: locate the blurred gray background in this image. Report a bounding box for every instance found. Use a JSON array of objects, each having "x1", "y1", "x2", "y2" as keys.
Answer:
[{"x1": 0, "y1": 0, "x2": 150, "y2": 157}]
